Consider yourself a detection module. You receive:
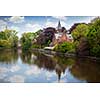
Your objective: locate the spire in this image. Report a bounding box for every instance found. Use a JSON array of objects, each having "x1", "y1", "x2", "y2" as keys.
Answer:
[
  {"x1": 58, "y1": 20, "x2": 61, "y2": 28},
  {"x1": 57, "y1": 20, "x2": 61, "y2": 30}
]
